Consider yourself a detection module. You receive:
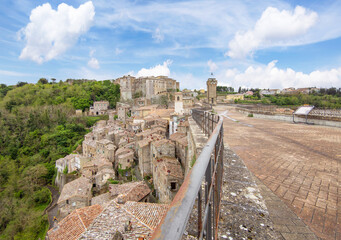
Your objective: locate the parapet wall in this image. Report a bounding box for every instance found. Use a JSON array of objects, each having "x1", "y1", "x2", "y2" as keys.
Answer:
[{"x1": 236, "y1": 107, "x2": 341, "y2": 128}]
